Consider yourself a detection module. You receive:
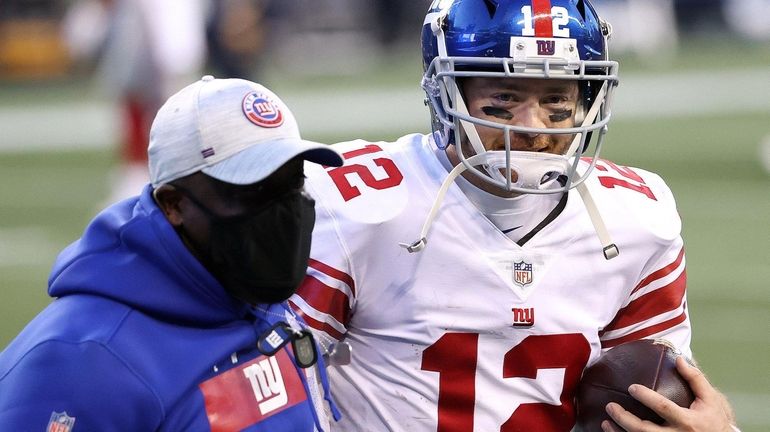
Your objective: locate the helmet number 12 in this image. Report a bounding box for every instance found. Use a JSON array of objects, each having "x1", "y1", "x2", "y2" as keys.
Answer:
[{"x1": 521, "y1": 5, "x2": 570, "y2": 38}]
